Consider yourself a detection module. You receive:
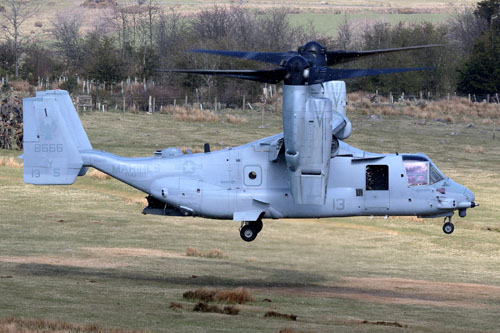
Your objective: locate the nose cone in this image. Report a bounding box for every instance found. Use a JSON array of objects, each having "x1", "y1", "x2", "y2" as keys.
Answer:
[{"x1": 463, "y1": 187, "x2": 475, "y2": 202}]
